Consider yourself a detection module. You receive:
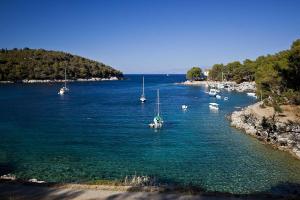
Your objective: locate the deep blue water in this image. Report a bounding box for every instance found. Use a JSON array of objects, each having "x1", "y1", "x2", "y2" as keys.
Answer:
[{"x1": 1, "y1": 74, "x2": 300, "y2": 194}]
